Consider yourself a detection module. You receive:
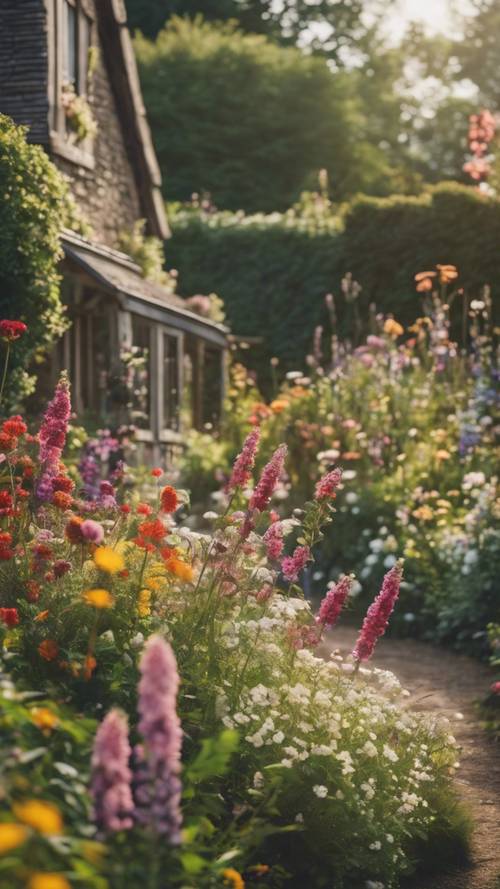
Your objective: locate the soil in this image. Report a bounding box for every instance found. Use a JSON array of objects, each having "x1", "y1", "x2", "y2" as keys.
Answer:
[{"x1": 322, "y1": 627, "x2": 500, "y2": 889}]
